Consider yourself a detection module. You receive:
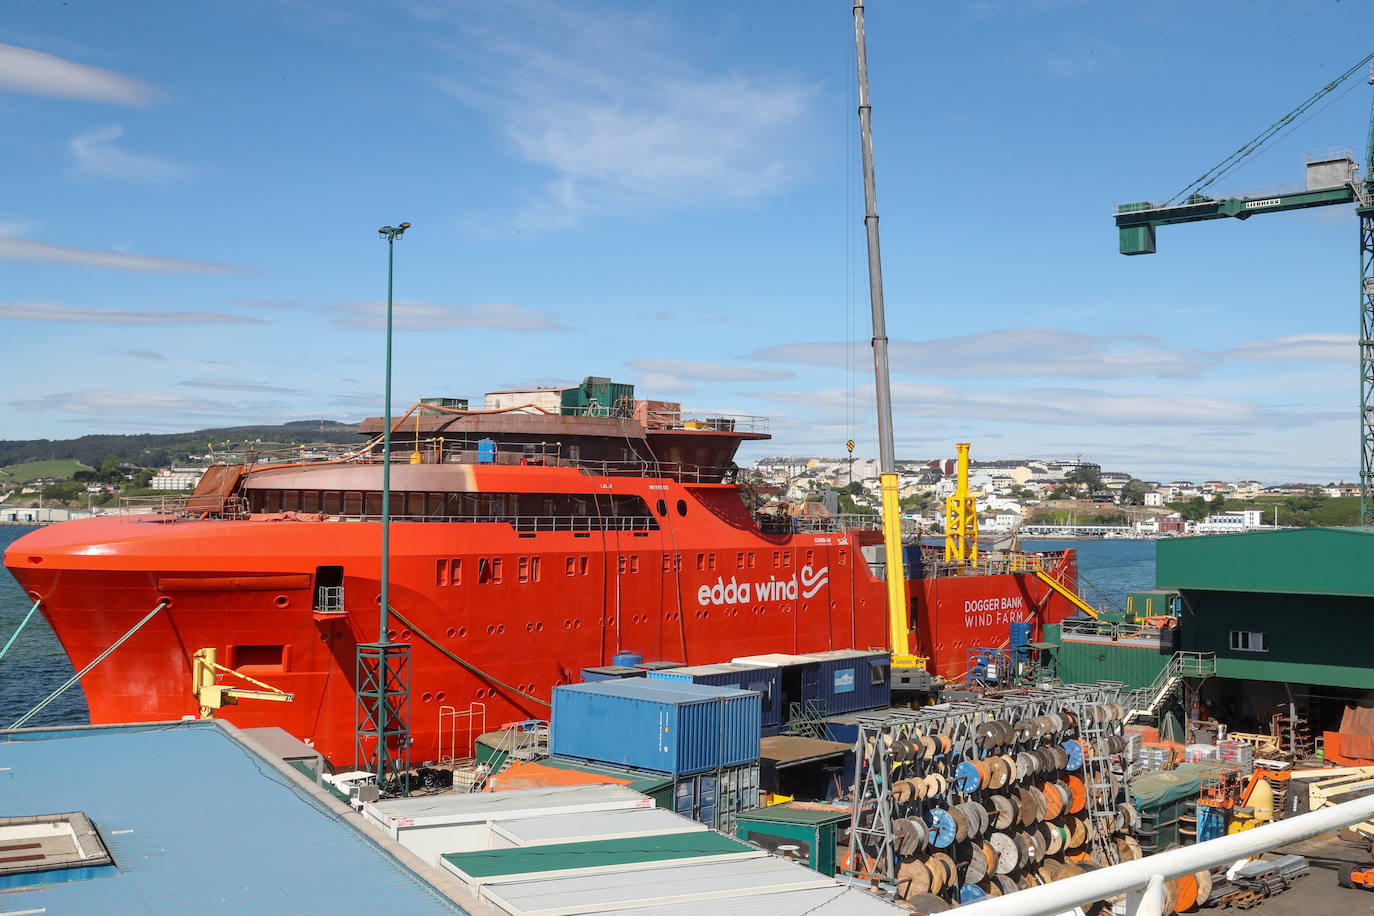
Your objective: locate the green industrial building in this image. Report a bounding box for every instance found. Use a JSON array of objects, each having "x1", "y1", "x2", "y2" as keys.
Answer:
[{"x1": 1155, "y1": 527, "x2": 1374, "y2": 734}]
